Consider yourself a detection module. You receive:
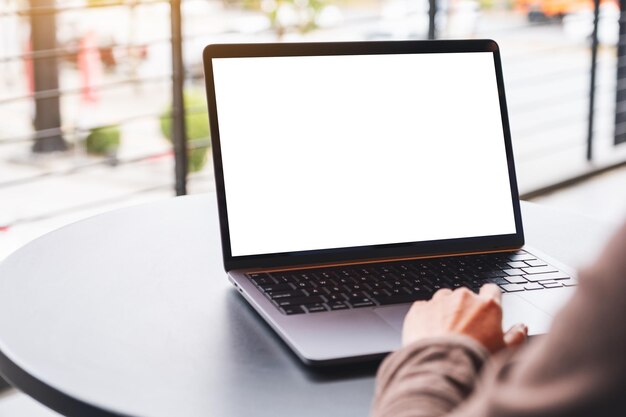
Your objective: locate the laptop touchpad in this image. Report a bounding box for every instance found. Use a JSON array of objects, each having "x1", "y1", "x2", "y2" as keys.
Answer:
[
  {"x1": 501, "y1": 293, "x2": 553, "y2": 335},
  {"x1": 374, "y1": 293, "x2": 555, "y2": 336},
  {"x1": 374, "y1": 305, "x2": 411, "y2": 332}
]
